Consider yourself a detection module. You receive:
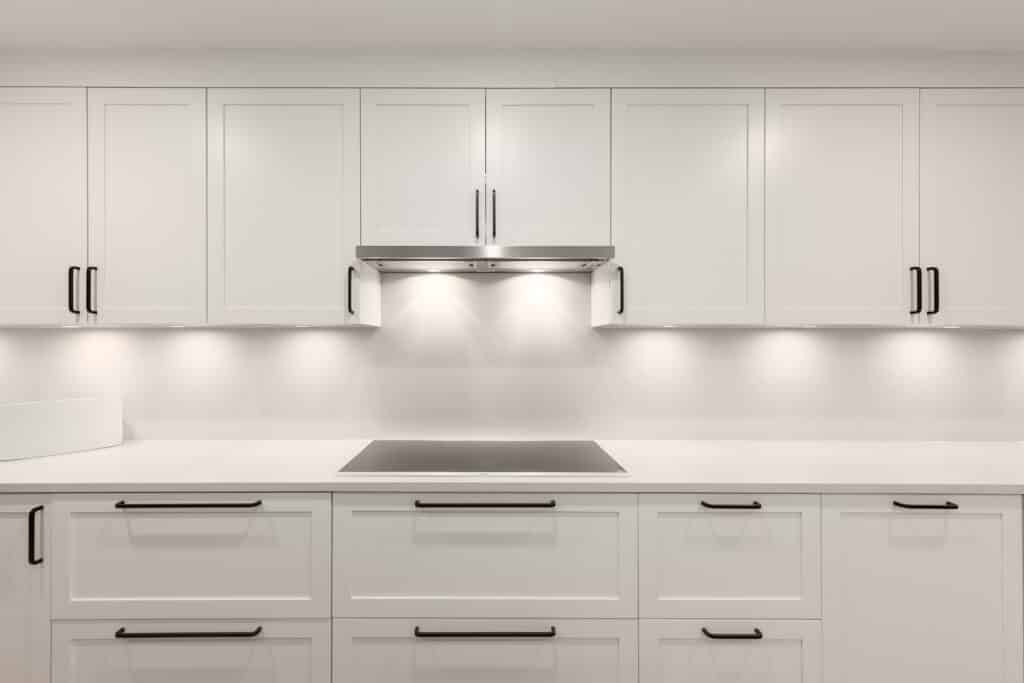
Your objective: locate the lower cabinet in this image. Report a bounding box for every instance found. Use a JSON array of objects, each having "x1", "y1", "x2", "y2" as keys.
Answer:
[
  {"x1": 823, "y1": 495, "x2": 1023, "y2": 683},
  {"x1": 0, "y1": 497, "x2": 49, "y2": 683},
  {"x1": 52, "y1": 620, "x2": 331, "y2": 682},
  {"x1": 333, "y1": 619, "x2": 637, "y2": 683},
  {"x1": 640, "y1": 620, "x2": 822, "y2": 683}
]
